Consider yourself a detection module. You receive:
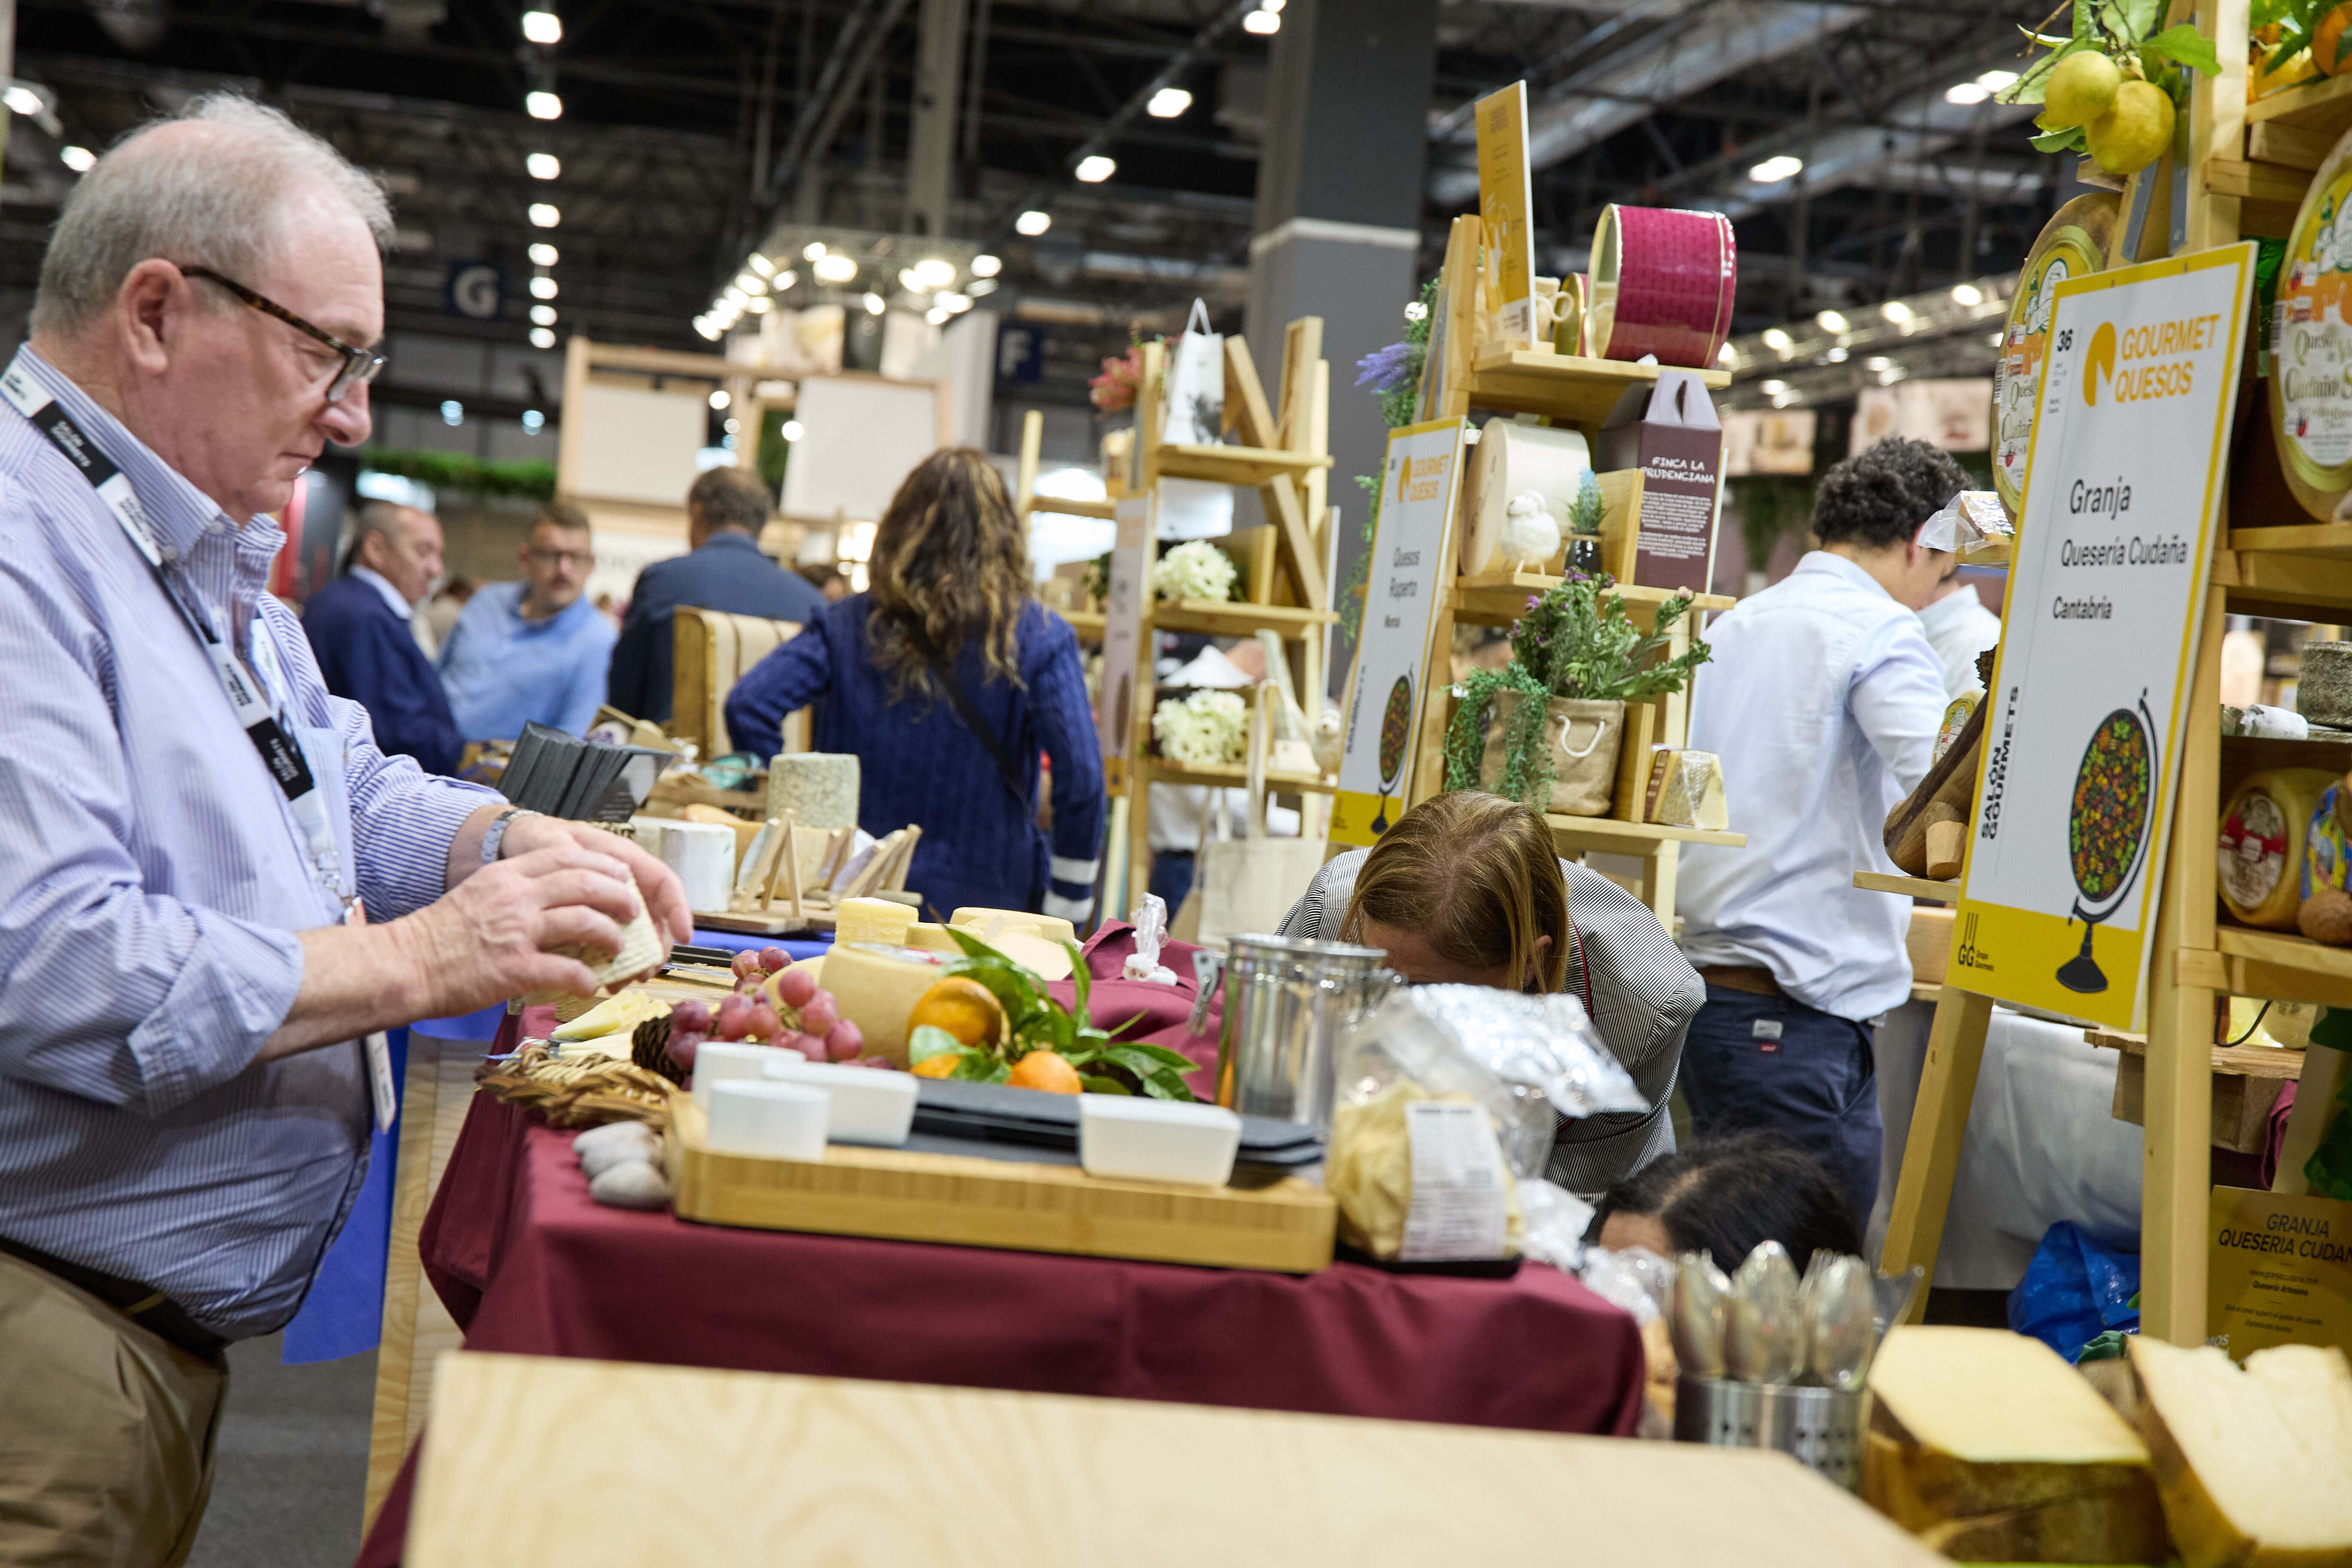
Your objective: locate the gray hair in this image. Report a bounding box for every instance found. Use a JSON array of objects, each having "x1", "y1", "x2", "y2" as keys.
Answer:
[
  {"x1": 341, "y1": 499, "x2": 430, "y2": 576},
  {"x1": 31, "y1": 92, "x2": 394, "y2": 337}
]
